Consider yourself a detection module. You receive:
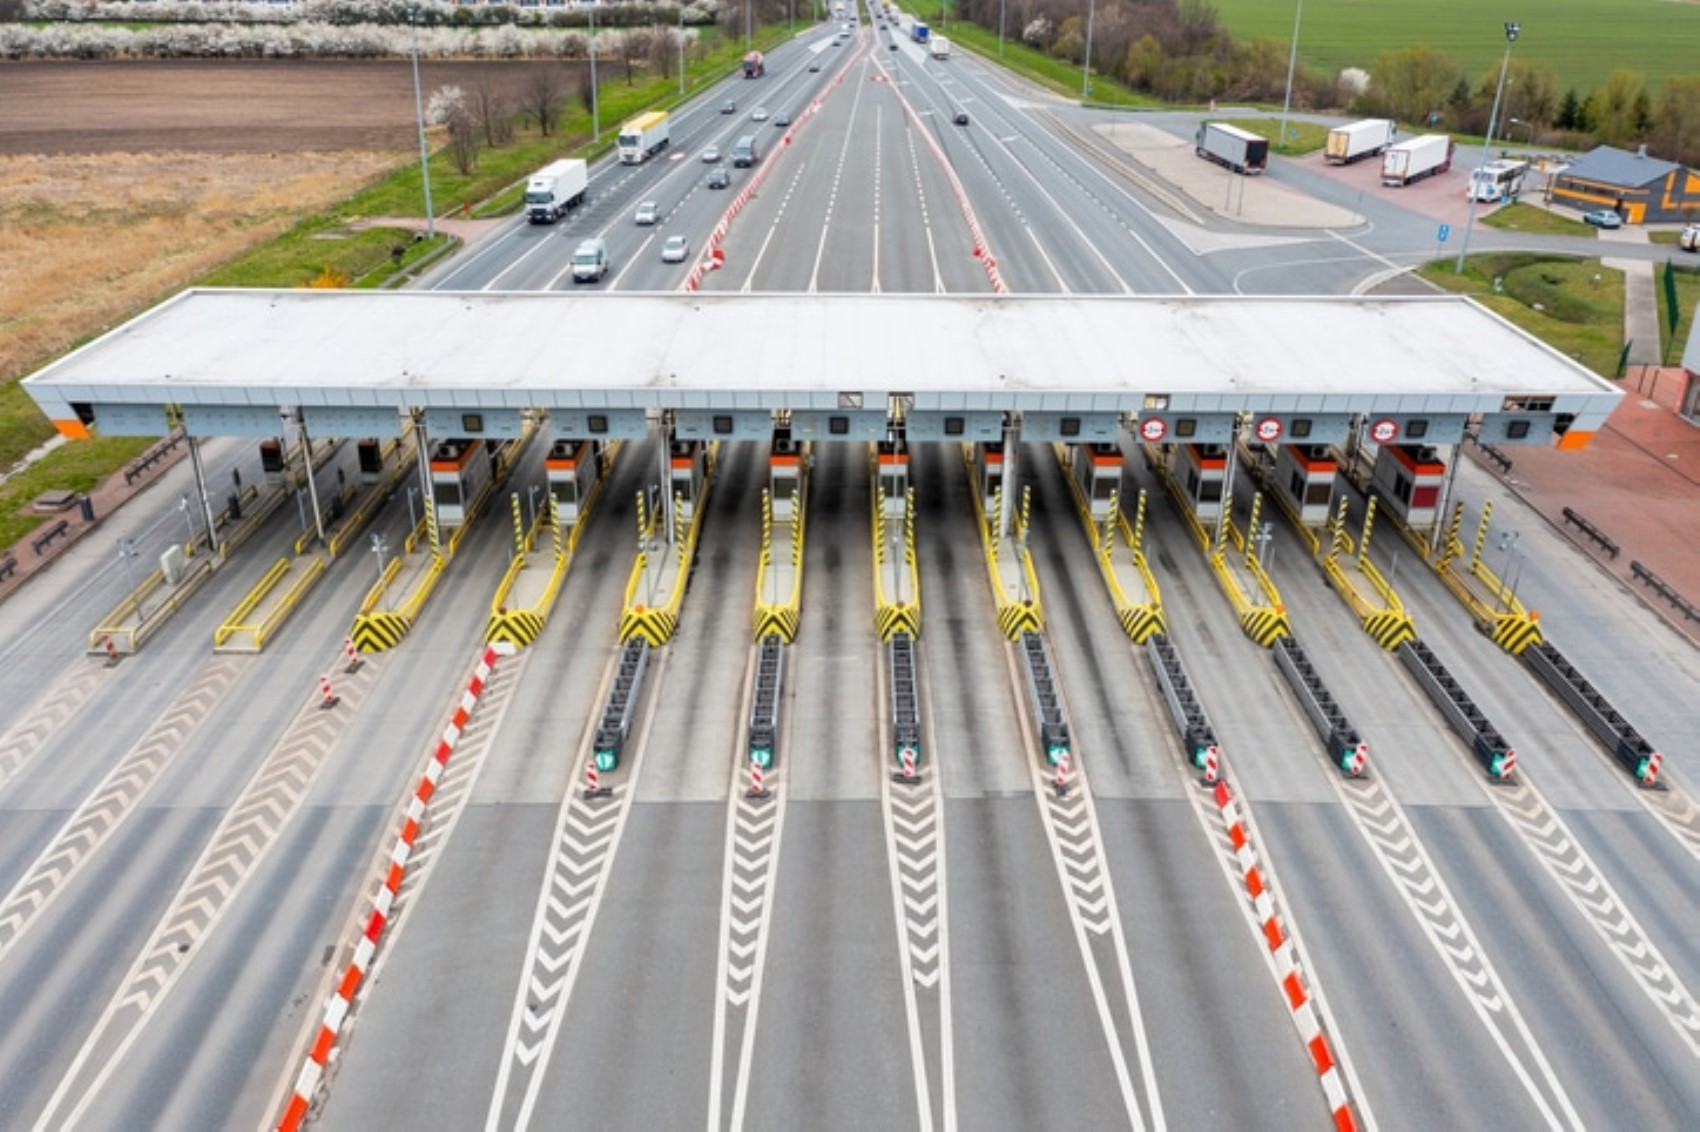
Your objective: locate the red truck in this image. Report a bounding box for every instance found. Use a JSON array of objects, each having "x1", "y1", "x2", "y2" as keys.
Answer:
[{"x1": 742, "y1": 51, "x2": 764, "y2": 78}]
